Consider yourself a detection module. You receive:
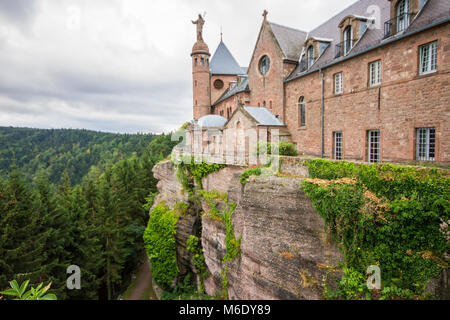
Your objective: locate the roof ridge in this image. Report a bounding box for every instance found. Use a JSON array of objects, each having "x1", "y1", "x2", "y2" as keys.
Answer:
[
  {"x1": 310, "y1": 0, "x2": 371, "y2": 34},
  {"x1": 268, "y1": 21, "x2": 307, "y2": 34}
]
